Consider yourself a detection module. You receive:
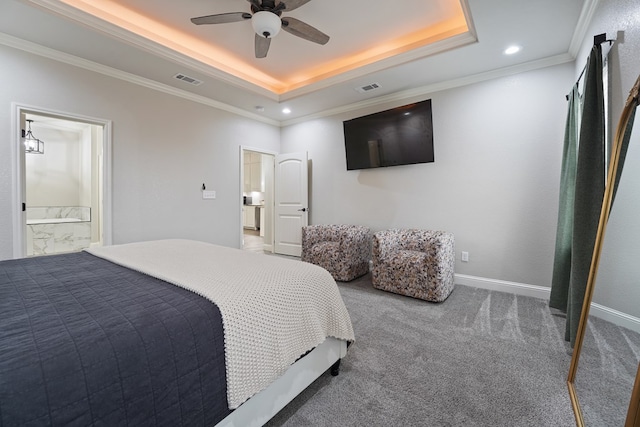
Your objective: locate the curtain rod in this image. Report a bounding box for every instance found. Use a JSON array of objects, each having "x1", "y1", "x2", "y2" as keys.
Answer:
[{"x1": 566, "y1": 33, "x2": 616, "y2": 100}]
